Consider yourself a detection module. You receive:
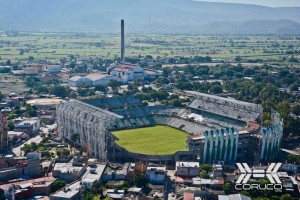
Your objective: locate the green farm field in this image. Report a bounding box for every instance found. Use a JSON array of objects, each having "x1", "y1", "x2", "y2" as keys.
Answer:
[
  {"x1": 0, "y1": 33, "x2": 300, "y2": 66},
  {"x1": 111, "y1": 125, "x2": 188, "y2": 155}
]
